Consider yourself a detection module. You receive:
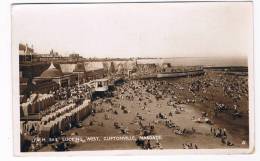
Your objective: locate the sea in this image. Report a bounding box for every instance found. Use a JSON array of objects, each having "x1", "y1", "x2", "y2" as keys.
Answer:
[{"x1": 136, "y1": 57, "x2": 248, "y2": 67}]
